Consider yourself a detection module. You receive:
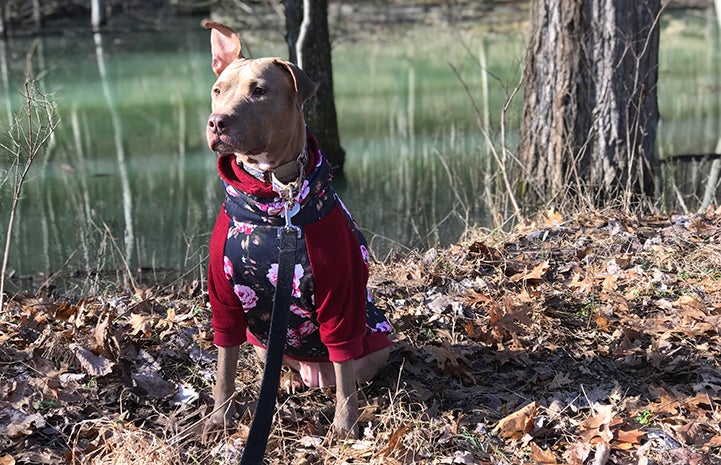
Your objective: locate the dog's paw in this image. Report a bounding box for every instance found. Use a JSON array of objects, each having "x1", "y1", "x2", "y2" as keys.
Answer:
[
  {"x1": 330, "y1": 415, "x2": 360, "y2": 440},
  {"x1": 280, "y1": 370, "x2": 305, "y2": 394},
  {"x1": 201, "y1": 396, "x2": 237, "y2": 441}
]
